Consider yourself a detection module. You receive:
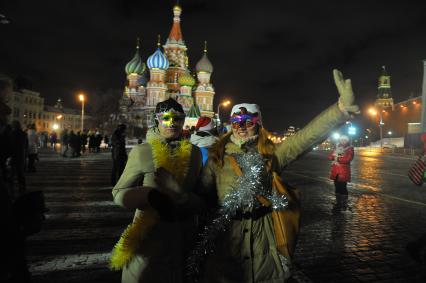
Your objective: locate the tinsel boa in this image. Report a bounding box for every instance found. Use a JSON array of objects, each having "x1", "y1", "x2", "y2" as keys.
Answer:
[
  {"x1": 186, "y1": 151, "x2": 288, "y2": 280},
  {"x1": 110, "y1": 130, "x2": 193, "y2": 271}
]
